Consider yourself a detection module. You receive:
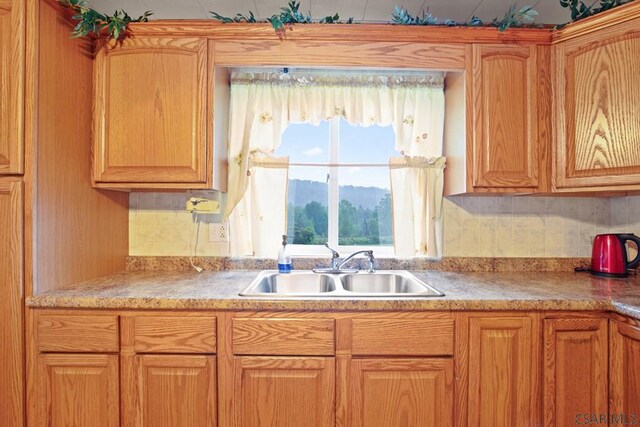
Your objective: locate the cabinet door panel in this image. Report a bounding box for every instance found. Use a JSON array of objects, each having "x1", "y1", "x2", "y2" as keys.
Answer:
[
  {"x1": 555, "y1": 23, "x2": 640, "y2": 189},
  {"x1": 466, "y1": 315, "x2": 539, "y2": 427},
  {"x1": 94, "y1": 37, "x2": 207, "y2": 184},
  {"x1": 349, "y1": 358, "x2": 453, "y2": 427},
  {"x1": 133, "y1": 355, "x2": 216, "y2": 427},
  {"x1": 611, "y1": 320, "x2": 640, "y2": 417},
  {"x1": 0, "y1": 0, "x2": 24, "y2": 174},
  {"x1": 472, "y1": 44, "x2": 539, "y2": 189},
  {"x1": 544, "y1": 318, "x2": 608, "y2": 427},
  {"x1": 36, "y1": 354, "x2": 119, "y2": 427},
  {"x1": 0, "y1": 180, "x2": 23, "y2": 426},
  {"x1": 233, "y1": 356, "x2": 334, "y2": 427}
]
